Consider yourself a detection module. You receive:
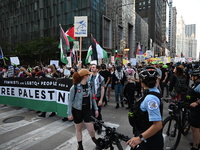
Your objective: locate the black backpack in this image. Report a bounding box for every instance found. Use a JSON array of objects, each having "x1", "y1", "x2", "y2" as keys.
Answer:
[
  {"x1": 175, "y1": 76, "x2": 187, "y2": 93},
  {"x1": 184, "y1": 81, "x2": 200, "y2": 102},
  {"x1": 128, "y1": 90, "x2": 162, "y2": 134}
]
